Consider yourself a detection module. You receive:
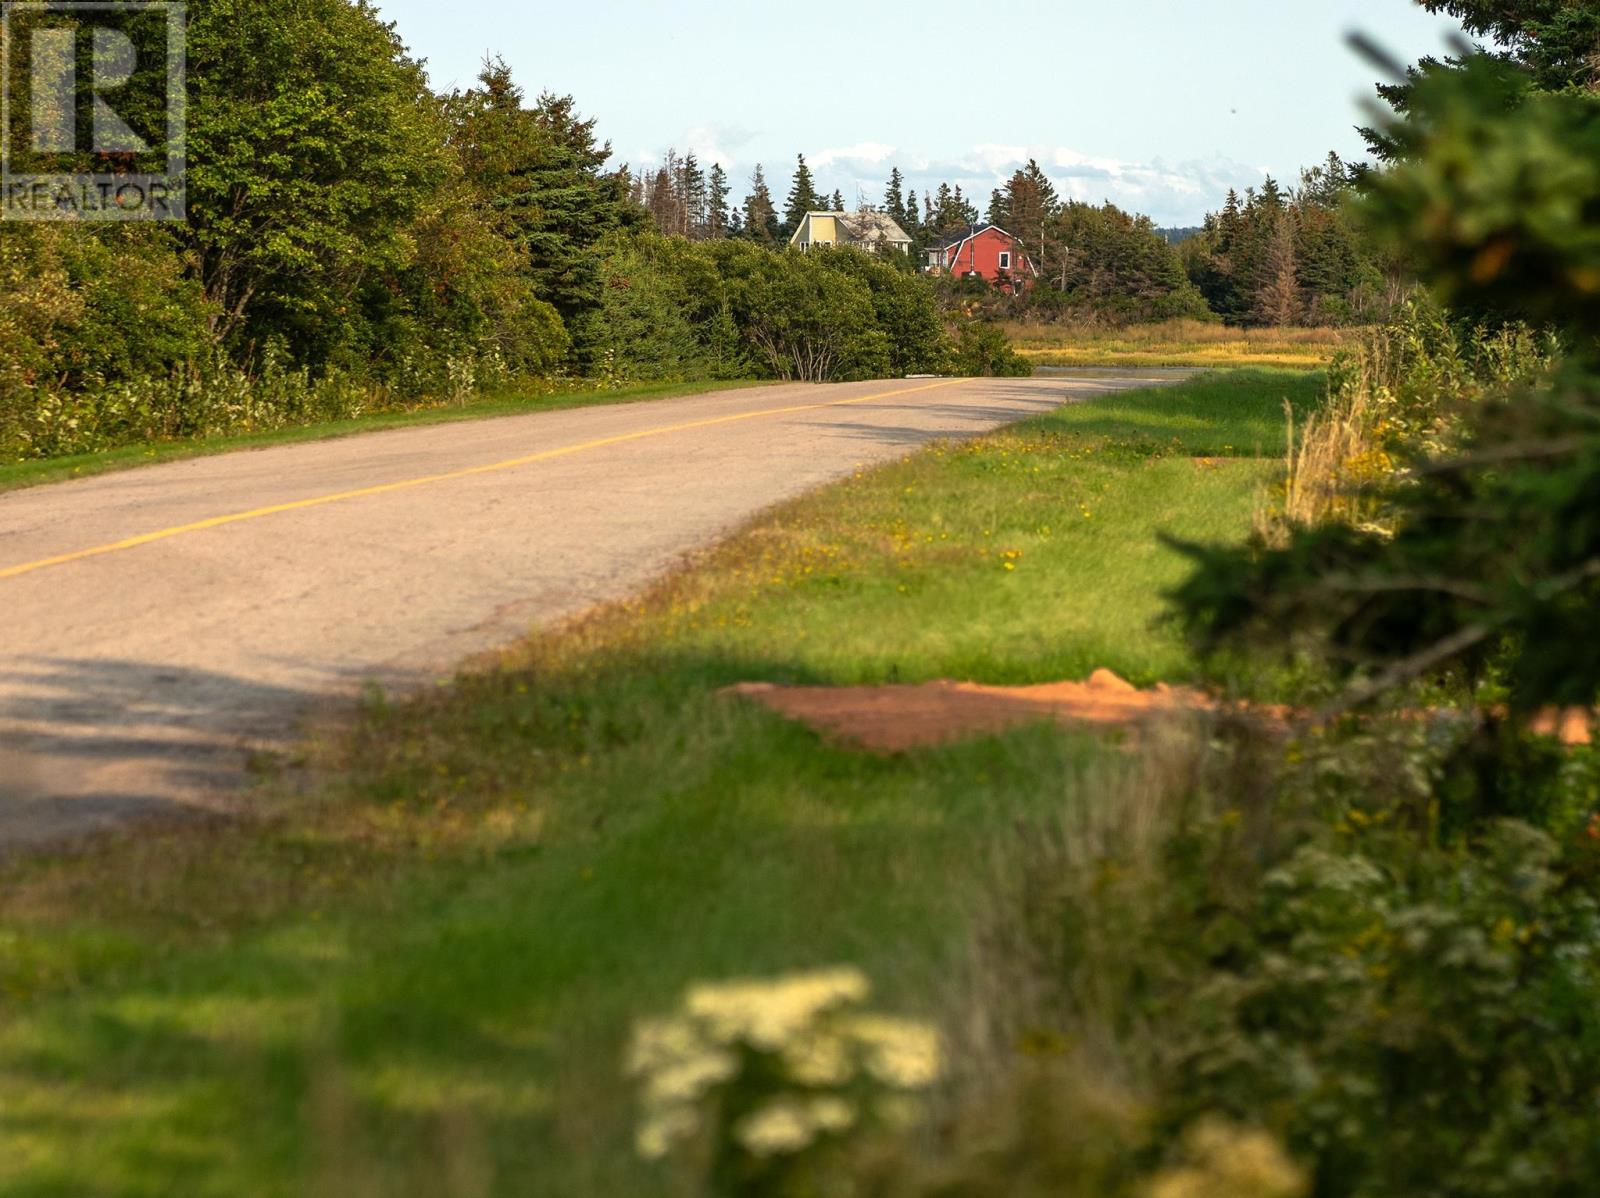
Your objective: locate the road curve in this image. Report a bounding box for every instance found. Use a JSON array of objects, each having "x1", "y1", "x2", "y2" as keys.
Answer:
[{"x1": 0, "y1": 373, "x2": 1173, "y2": 850}]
